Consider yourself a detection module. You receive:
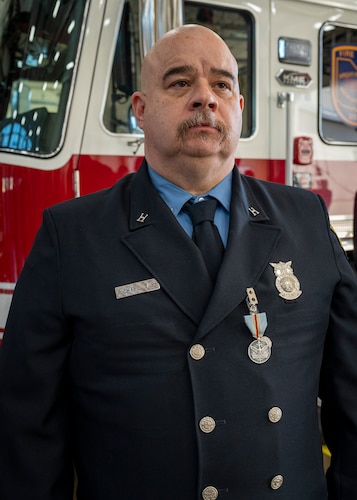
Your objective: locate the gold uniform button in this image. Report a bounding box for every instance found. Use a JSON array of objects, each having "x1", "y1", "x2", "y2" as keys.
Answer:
[
  {"x1": 202, "y1": 485, "x2": 219, "y2": 500},
  {"x1": 199, "y1": 416, "x2": 216, "y2": 433},
  {"x1": 190, "y1": 344, "x2": 205, "y2": 360},
  {"x1": 270, "y1": 474, "x2": 284, "y2": 490},
  {"x1": 268, "y1": 407, "x2": 283, "y2": 423}
]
